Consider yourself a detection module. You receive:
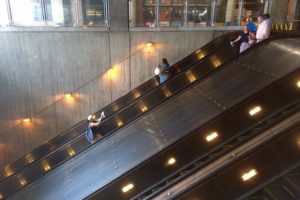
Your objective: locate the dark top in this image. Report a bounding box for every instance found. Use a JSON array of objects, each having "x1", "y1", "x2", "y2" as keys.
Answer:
[
  {"x1": 240, "y1": 32, "x2": 249, "y2": 43},
  {"x1": 89, "y1": 123, "x2": 98, "y2": 134},
  {"x1": 160, "y1": 63, "x2": 170, "y2": 75}
]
